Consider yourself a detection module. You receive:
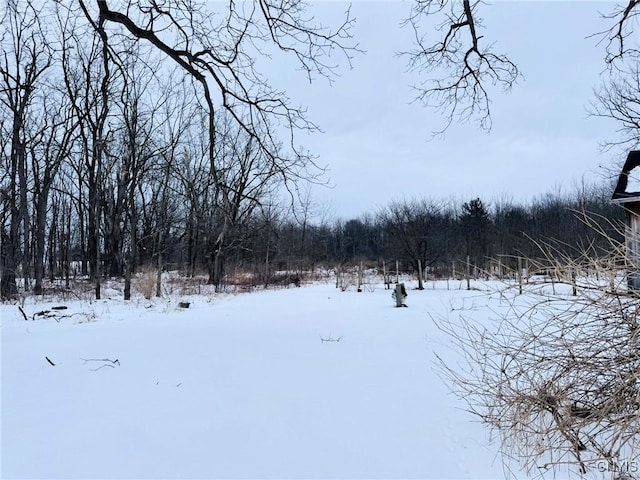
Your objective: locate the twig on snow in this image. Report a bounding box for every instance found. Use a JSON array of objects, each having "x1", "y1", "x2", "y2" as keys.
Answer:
[{"x1": 320, "y1": 334, "x2": 343, "y2": 343}]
